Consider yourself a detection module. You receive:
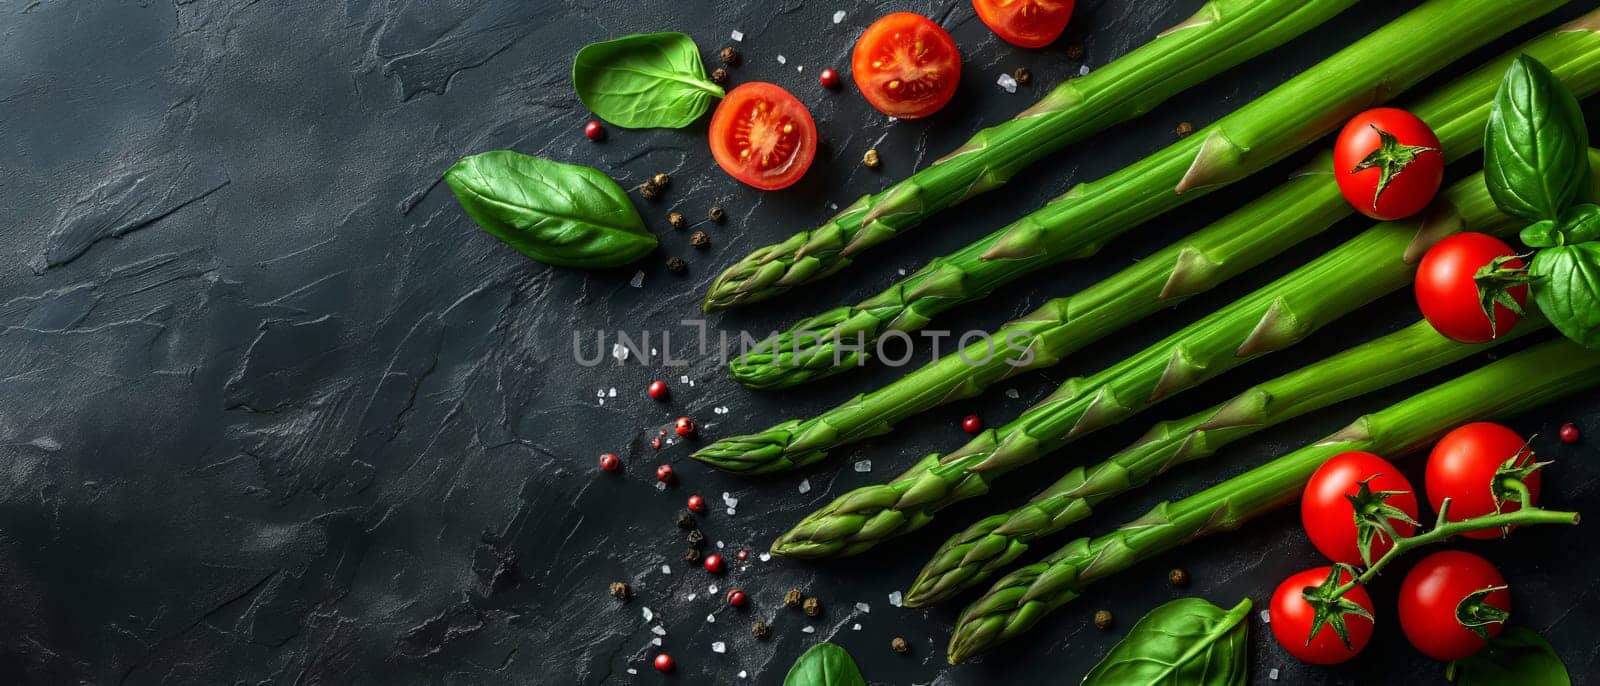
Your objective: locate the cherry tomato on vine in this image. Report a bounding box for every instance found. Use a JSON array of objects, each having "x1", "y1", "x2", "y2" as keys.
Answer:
[
  {"x1": 1270, "y1": 566, "x2": 1375, "y2": 665},
  {"x1": 1415, "y1": 233, "x2": 1529, "y2": 344},
  {"x1": 1333, "y1": 108, "x2": 1443, "y2": 220},
  {"x1": 973, "y1": 0, "x2": 1076, "y2": 49},
  {"x1": 1398, "y1": 550, "x2": 1509, "y2": 661},
  {"x1": 708, "y1": 82, "x2": 818, "y2": 190},
  {"x1": 1302, "y1": 451, "x2": 1420, "y2": 566},
  {"x1": 851, "y1": 12, "x2": 961, "y2": 119},
  {"x1": 1425, "y1": 422, "x2": 1541, "y2": 540}
]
